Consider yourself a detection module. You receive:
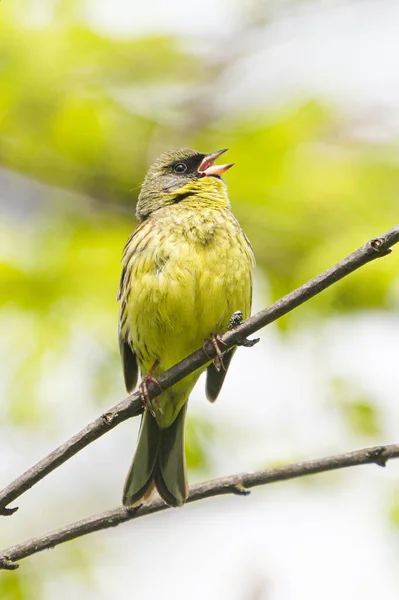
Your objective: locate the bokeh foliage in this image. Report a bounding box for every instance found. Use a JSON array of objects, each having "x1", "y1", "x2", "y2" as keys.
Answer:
[
  {"x1": 2, "y1": 1, "x2": 399, "y2": 321},
  {"x1": 0, "y1": 0, "x2": 199, "y2": 202},
  {"x1": 1, "y1": 0, "x2": 398, "y2": 439},
  {"x1": 1, "y1": 1, "x2": 399, "y2": 596},
  {"x1": 1, "y1": 0, "x2": 398, "y2": 434}
]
